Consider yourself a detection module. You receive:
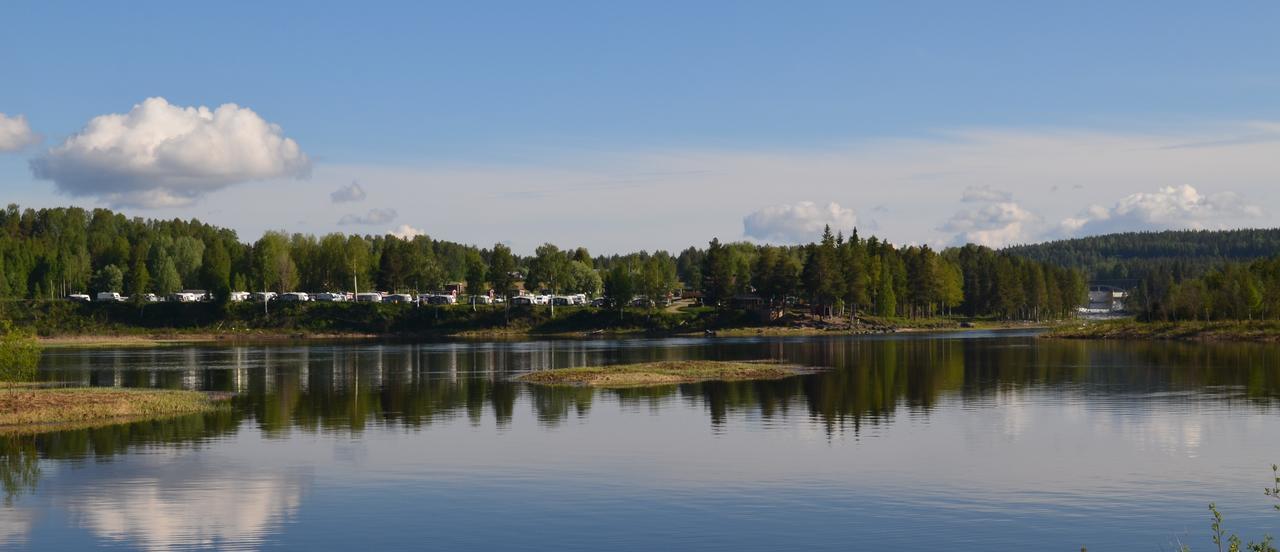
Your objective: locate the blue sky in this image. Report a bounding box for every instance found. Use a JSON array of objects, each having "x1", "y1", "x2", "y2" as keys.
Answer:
[{"x1": 2, "y1": 1, "x2": 1279, "y2": 252}]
